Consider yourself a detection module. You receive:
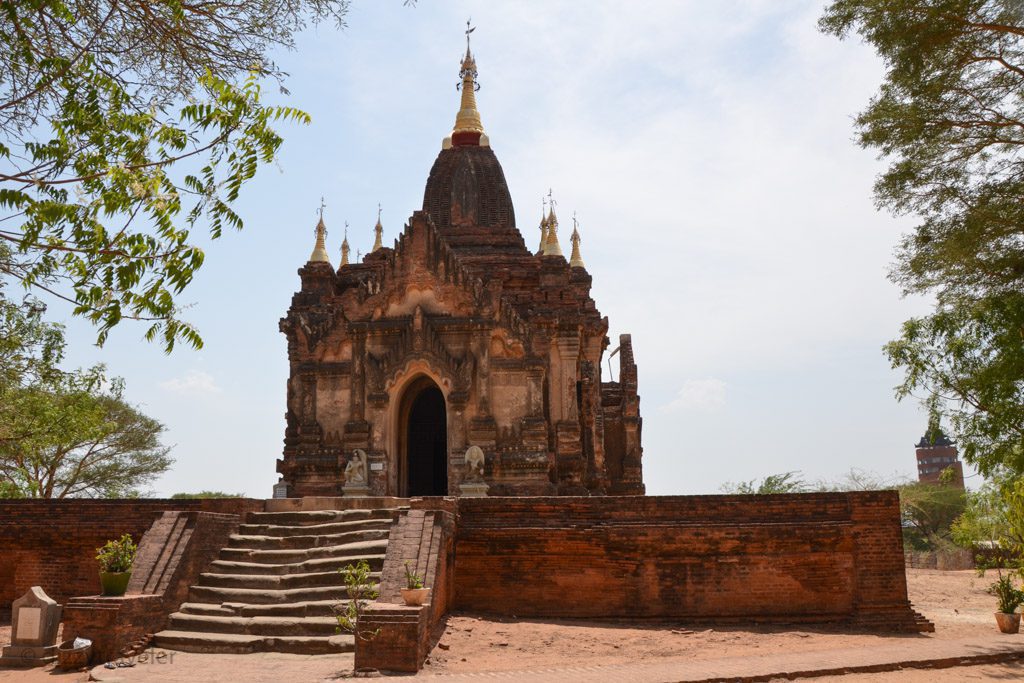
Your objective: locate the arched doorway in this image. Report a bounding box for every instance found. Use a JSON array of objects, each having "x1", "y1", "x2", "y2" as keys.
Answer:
[{"x1": 399, "y1": 377, "x2": 448, "y2": 496}]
